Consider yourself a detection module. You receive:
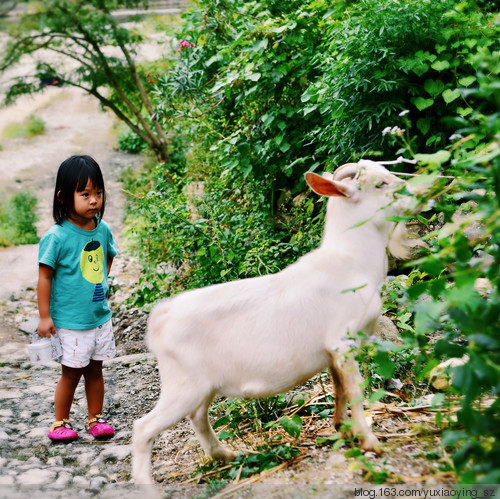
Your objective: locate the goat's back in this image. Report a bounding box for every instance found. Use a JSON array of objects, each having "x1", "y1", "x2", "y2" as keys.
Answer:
[{"x1": 146, "y1": 251, "x2": 383, "y2": 397}]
